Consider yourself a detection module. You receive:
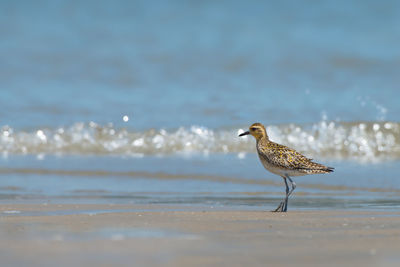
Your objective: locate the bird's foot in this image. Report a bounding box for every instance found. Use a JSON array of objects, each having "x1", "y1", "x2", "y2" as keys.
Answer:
[{"x1": 271, "y1": 201, "x2": 286, "y2": 212}]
